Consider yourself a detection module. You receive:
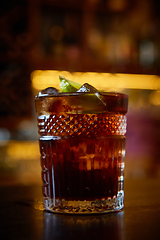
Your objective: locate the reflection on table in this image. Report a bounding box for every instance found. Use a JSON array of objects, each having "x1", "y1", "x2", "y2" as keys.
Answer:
[{"x1": 0, "y1": 178, "x2": 160, "y2": 240}]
